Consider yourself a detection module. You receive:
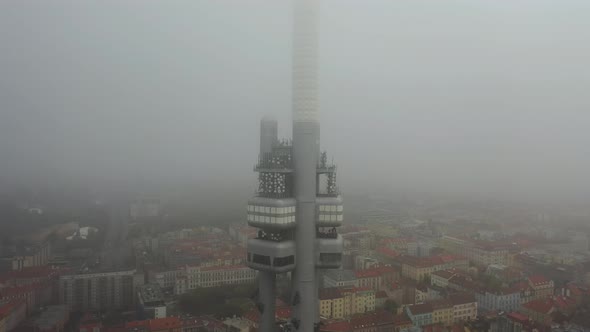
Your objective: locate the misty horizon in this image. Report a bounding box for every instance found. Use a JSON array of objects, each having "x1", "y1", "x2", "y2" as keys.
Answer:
[{"x1": 1, "y1": 0, "x2": 589, "y2": 208}]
